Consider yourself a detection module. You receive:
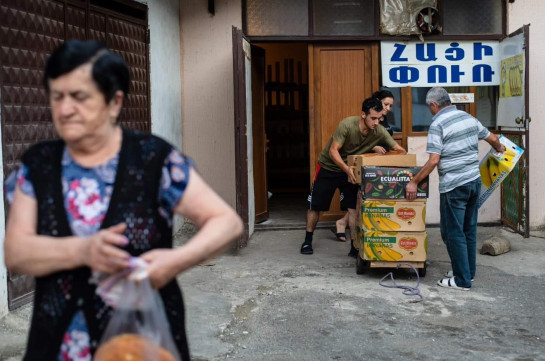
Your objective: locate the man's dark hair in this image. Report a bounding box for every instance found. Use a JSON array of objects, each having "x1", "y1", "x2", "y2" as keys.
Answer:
[
  {"x1": 43, "y1": 40, "x2": 130, "y2": 102},
  {"x1": 361, "y1": 97, "x2": 383, "y2": 115},
  {"x1": 372, "y1": 90, "x2": 394, "y2": 101}
]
